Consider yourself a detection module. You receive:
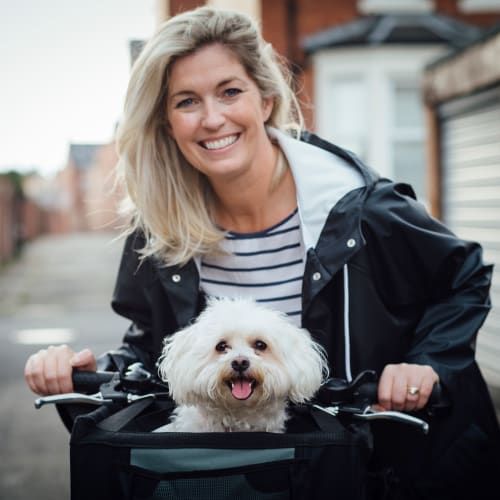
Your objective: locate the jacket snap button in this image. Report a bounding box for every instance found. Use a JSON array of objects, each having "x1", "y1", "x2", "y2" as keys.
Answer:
[
  {"x1": 347, "y1": 238, "x2": 356, "y2": 248},
  {"x1": 172, "y1": 274, "x2": 181, "y2": 283},
  {"x1": 312, "y1": 272, "x2": 321, "y2": 281}
]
